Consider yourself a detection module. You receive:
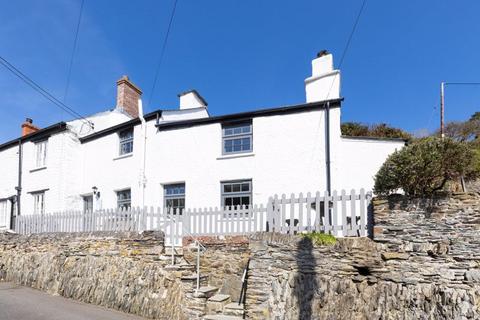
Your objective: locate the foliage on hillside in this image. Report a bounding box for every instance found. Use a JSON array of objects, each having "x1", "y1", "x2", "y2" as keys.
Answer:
[
  {"x1": 341, "y1": 122, "x2": 411, "y2": 140},
  {"x1": 374, "y1": 137, "x2": 479, "y2": 196}
]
